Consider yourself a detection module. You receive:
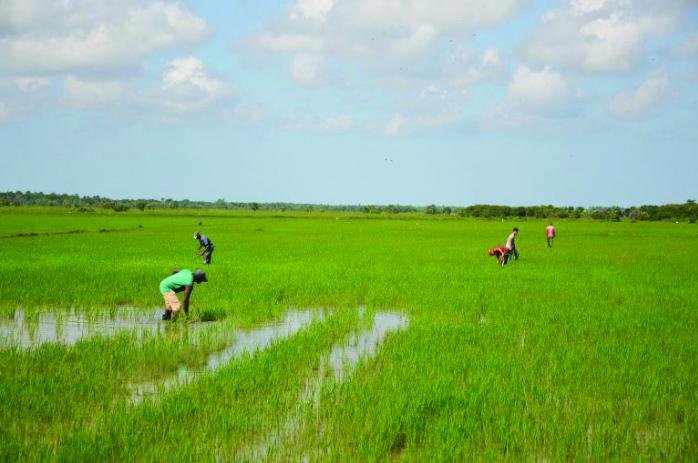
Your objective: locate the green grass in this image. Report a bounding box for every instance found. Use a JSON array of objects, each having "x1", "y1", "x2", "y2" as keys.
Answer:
[{"x1": 0, "y1": 208, "x2": 696, "y2": 460}]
